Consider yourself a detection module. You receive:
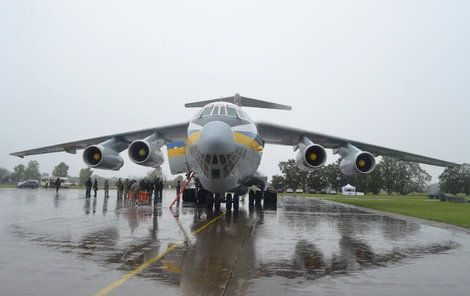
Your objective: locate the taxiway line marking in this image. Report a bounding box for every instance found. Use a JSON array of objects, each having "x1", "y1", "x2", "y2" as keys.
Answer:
[{"x1": 93, "y1": 212, "x2": 225, "y2": 296}]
